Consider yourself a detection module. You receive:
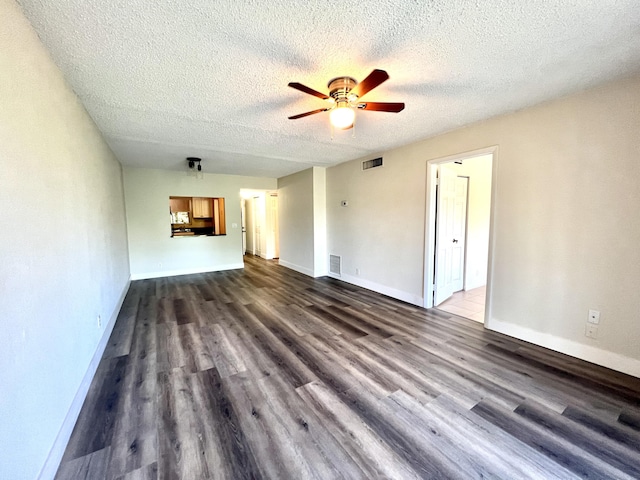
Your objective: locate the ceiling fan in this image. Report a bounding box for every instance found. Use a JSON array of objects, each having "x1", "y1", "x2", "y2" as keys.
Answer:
[{"x1": 288, "y1": 69, "x2": 405, "y2": 130}]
